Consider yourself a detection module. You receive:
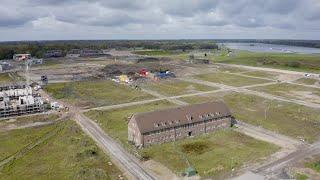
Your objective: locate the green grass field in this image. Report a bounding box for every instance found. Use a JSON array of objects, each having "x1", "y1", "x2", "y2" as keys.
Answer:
[
  {"x1": 294, "y1": 78, "x2": 319, "y2": 85},
  {"x1": 216, "y1": 66, "x2": 248, "y2": 73},
  {"x1": 216, "y1": 51, "x2": 320, "y2": 73},
  {"x1": 251, "y1": 83, "x2": 320, "y2": 104},
  {"x1": 195, "y1": 72, "x2": 271, "y2": 87},
  {"x1": 295, "y1": 173, "x2": 309, "y2": 180},
  {"x1": 0, "y1": 121, "x2": 122, "y2": 180},
  {"x1": 0, "y1": 114, "x2": 59, "y2": 130},
  {"x1": 242, "y1": 71, "x2": 280, "y2": 80},
  {"x1": 84, "y1": 100, "x2": 279, "y2": 178},
  {"x1": 0, "y1": 73, "x2": 13, "y2": 83},
  {"x1": 142, "y1": 79, "x2": 218, "y2": 96},
  {"x1": 133, "y1": 50, "x2": 190, "y2": 61},
  {"x1": 140, "y1": 129, "x2": 279, "y2": 177},
  {"x1": 44, "y1": 80, "x2": 154, "y2": 108},
  {"x1": 0, "y1": 124, "x2": 57, "y2": 161},
  {"x1": 180, "y1": 92, "x2": 320, "y2": 142}
]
